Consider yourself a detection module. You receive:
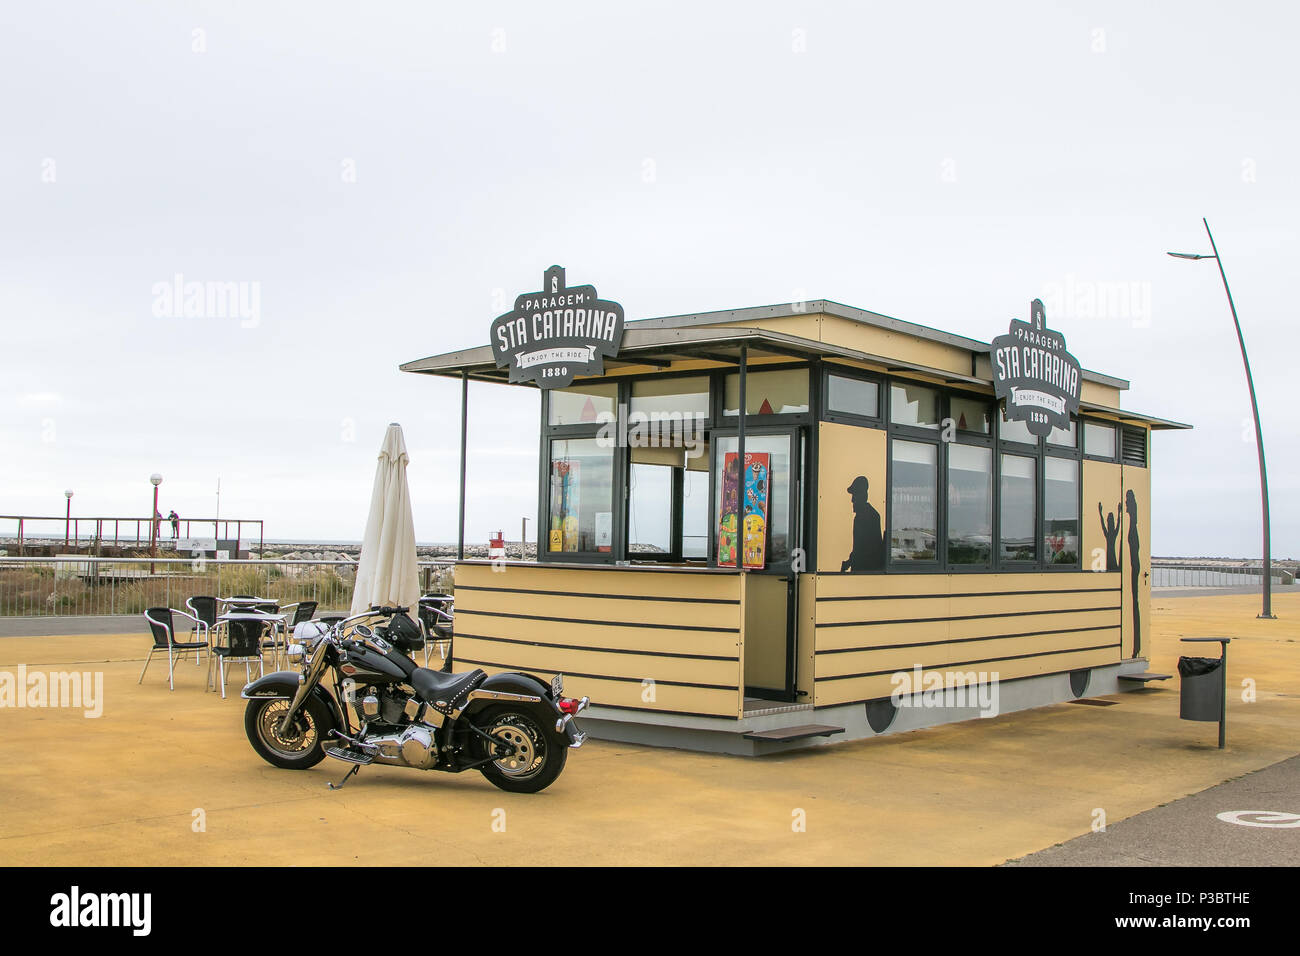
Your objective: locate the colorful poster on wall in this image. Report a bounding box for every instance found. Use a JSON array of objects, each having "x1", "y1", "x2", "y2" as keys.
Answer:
[
  {"x1": 549, "y1": 459, "x2": 580, "y2": 552},
  {"x1": 717, "y1": 451, "x2": 770, "y2": 569}
]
